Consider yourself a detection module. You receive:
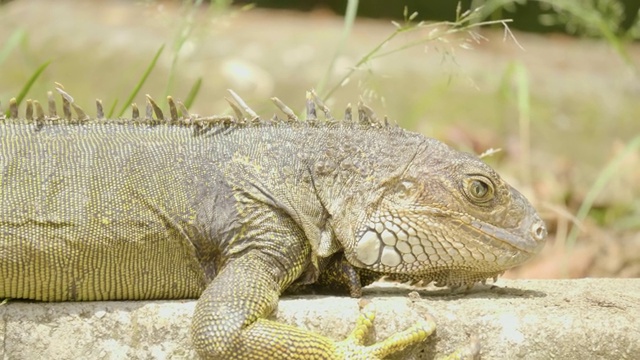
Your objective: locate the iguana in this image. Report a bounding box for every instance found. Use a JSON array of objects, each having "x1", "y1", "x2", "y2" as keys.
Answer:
[{"x1": 0, "y1": 87, "x2": 547, "y2": 359}]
